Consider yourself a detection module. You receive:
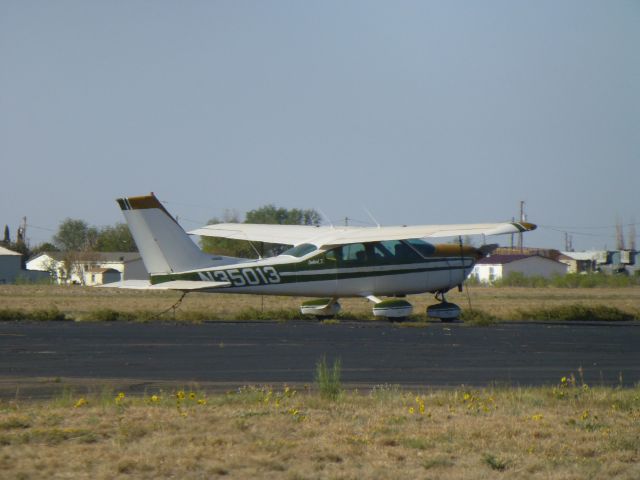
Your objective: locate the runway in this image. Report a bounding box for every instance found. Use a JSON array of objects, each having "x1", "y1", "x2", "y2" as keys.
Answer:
[{"x1": 1, "y1": 320, "x2": 638, "y2": 398}]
